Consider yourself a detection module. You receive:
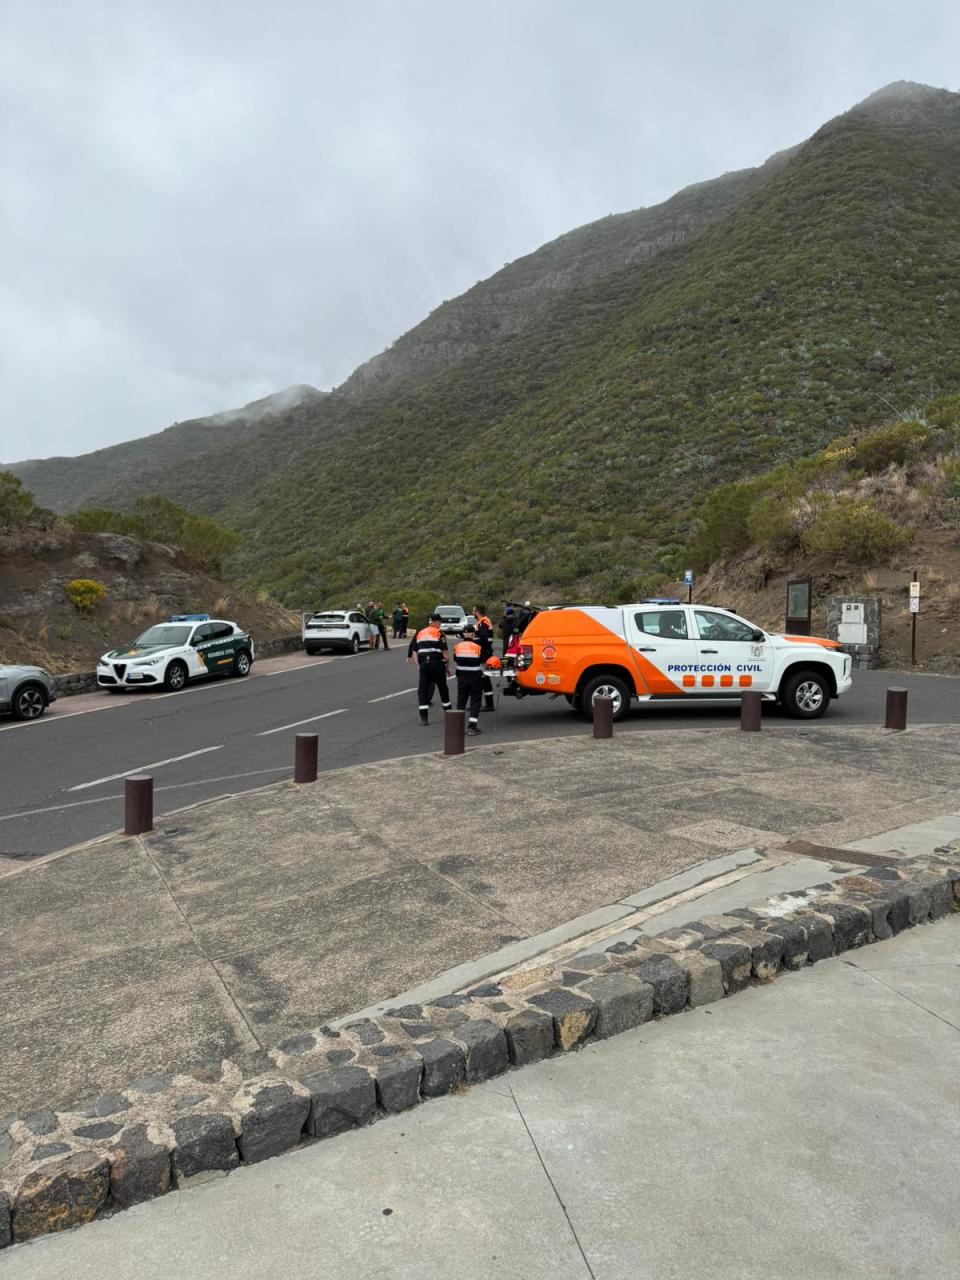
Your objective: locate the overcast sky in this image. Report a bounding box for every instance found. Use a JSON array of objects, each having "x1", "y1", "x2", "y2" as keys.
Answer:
[{"x1": 2, "y1": 1, "x2": 958, "y2": 460}]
